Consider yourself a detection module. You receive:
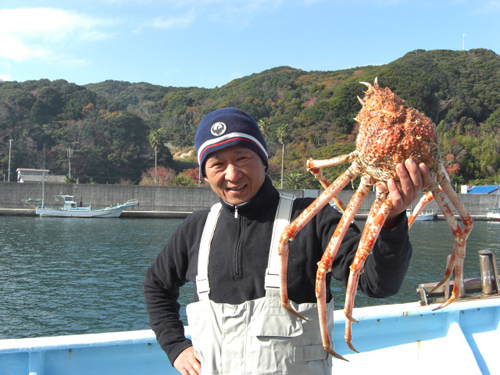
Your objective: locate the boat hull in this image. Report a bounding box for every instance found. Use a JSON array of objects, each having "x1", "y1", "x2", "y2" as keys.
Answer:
[
  {"x1": 412, "y1": 213, "x2": 437, "y2": 221},
  {"x1": 406, "y1": 211, "x2": 437, "y2": 221},
  {"x1": 36, "y1": 201, "x2": 138, "y2": 218},
  {"x1": 487, "y1": 212, "x2": 500, "y2": 222},
  {"x1": 1, "y1": 297, "x2": 498, "y2": 375},
  {"x1": 37, "y1": 207, "x2": 126, "y2": 218}
]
